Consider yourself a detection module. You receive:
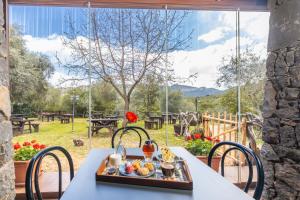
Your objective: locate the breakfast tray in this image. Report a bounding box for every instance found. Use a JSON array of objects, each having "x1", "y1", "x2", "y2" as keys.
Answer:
[{"x1": 95, "y1": 155, "x2": 193, "y2": 190}]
